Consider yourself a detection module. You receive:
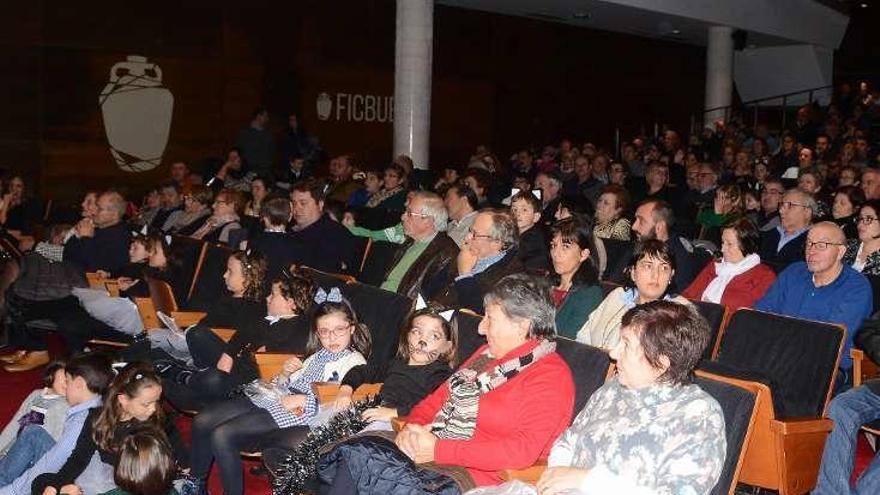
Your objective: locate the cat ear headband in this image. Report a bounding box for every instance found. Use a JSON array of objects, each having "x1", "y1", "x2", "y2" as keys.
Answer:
[{"x1": 415, "y1": 294, "x2": 454, "y2": 322}]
